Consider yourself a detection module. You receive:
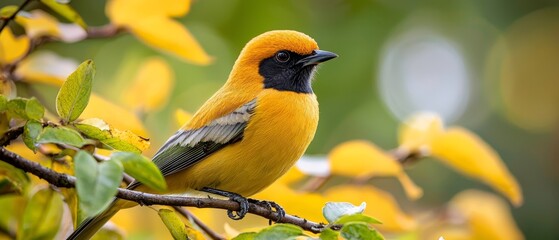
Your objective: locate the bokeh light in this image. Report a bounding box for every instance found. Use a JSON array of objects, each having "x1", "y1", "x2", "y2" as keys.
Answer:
[
  {"x1": 378, "y1": 24, "x2": 470, "y2": 124},
  {"x1": 498, "y1": 7, "x2": 559, "y2": 132}
]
